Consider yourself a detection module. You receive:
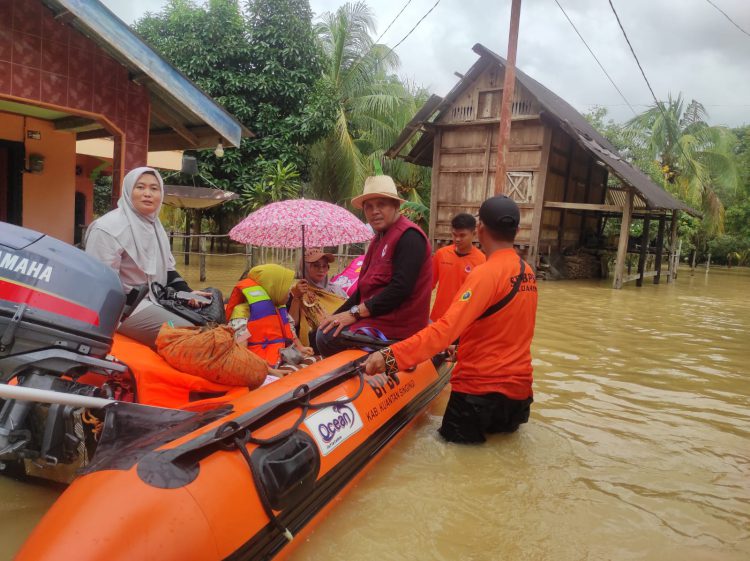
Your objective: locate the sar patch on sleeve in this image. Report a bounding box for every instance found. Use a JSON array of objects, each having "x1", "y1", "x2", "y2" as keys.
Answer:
[{"x1": 460, "y1": 289, "x2": 473, "y2": 302}]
